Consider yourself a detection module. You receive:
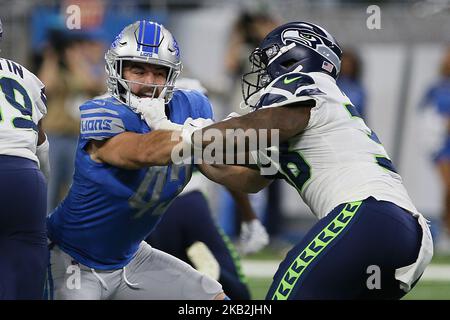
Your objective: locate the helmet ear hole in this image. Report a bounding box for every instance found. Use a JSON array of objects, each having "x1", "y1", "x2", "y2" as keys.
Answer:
[
  {"x1": 118, "y1": 83, "x2": 126, "y2": 96},
  {"x1": 281, "y1": 59, "x2": 298, "y2": 69}
]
